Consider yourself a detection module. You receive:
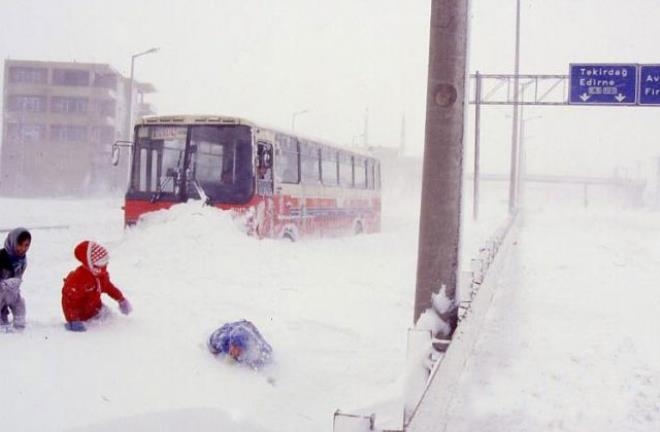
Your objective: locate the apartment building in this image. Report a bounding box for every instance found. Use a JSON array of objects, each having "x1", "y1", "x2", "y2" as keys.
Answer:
[{"x1": 0, "y1": 59, "x2": 155, "y2": 196}]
